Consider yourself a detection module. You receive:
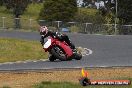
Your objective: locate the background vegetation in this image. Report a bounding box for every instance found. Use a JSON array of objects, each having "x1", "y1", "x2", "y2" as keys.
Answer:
[
  {"x1": 39, "y1": 0, "x2": 78, "y2": 22},
  {"x1": 0, "y1": 3, "x2": 43, "y2": 31},
  {"x1": 0, "y1": 3, "x2": 103, "y2": 32},
  {"x1": 0, "y1": 0, "x2": 132, "y2": 33}
]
